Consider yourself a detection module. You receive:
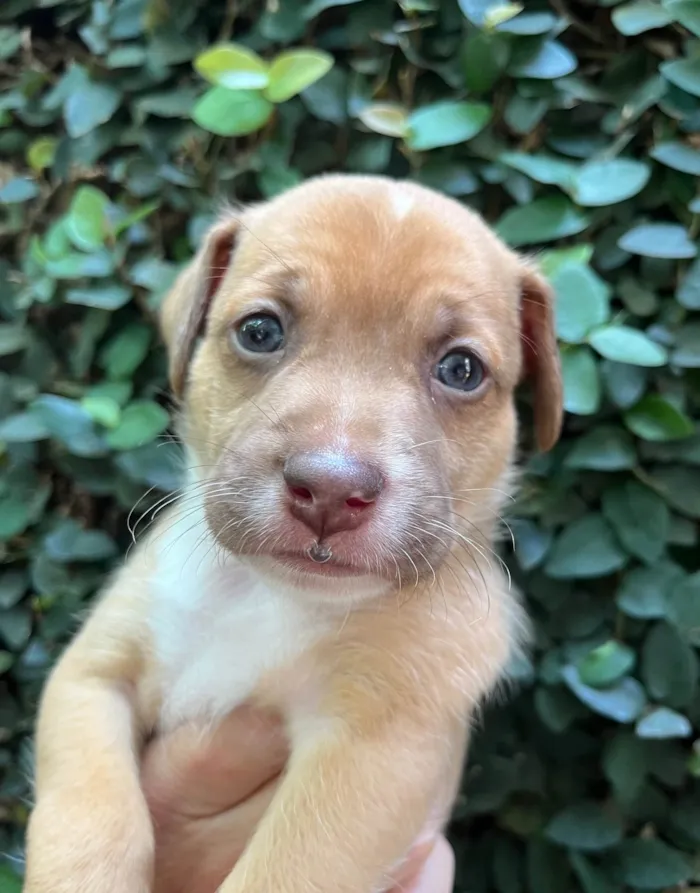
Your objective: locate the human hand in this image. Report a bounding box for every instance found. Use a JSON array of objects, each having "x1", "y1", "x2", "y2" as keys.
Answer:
[{"x1": 141, "y1": 706, "x2": 454, "y2": 893}]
